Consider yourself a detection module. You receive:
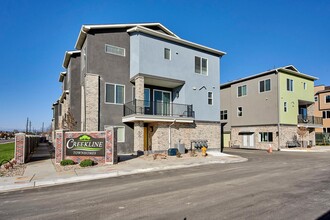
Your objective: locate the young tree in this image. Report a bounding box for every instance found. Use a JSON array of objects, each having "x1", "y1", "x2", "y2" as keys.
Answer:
[
  {"x1": 297, "y1": 127, "x2": 309, "y2": 147},
  {"x1": 62, "y1": 108, "x2": 77, "y2": 131}
]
